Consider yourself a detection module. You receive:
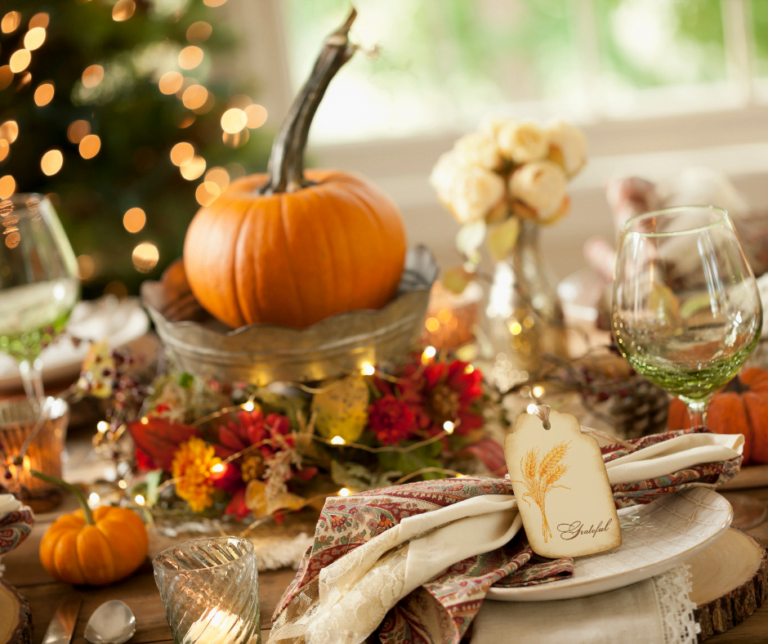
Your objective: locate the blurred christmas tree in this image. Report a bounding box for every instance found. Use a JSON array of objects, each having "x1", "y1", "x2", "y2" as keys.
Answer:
[{"x1": 0, "y1": 0, "x2": 271, "y2": 298}]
